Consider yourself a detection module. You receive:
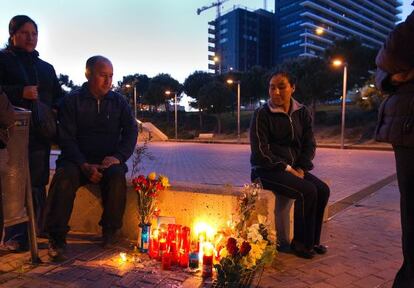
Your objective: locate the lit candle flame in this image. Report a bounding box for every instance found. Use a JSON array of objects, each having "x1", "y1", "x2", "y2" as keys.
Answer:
[{"x1": 119, "y1": 252, "x2": 127, "y2": 262}]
